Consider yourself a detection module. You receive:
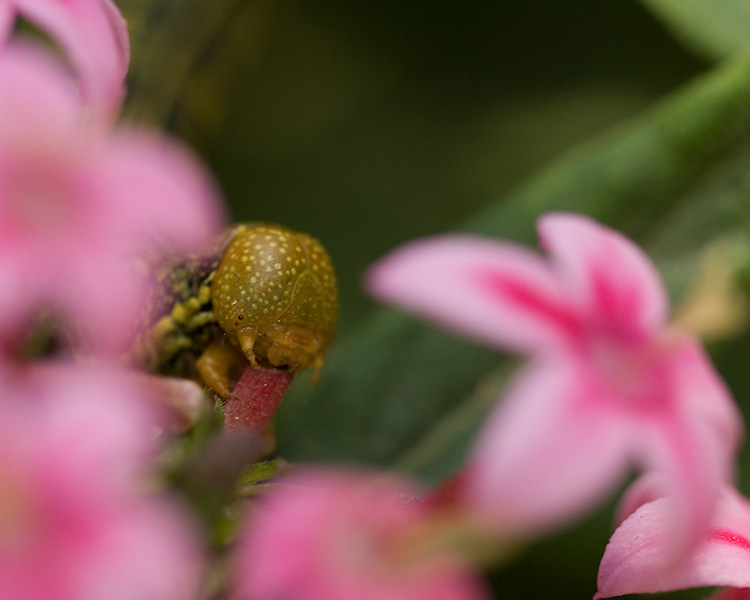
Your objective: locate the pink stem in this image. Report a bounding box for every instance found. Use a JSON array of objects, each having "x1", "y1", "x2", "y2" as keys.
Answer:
[{"x1": 223, "y1": 366, "x2": 294, "y2": 432}]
